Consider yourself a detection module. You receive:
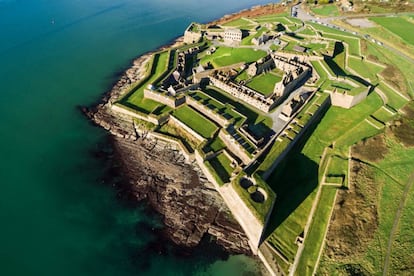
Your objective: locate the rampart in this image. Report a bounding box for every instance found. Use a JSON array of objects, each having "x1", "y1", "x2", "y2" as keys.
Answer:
[
  {"x1": 111, "y1": 103, "x2": 169, "y2": 125},
  {"x1": 210, "y1": 76, "x2": 275, "y2": 112},
  {"x1": 329, "y1": 87, "x2": 369, "y2": 109},
  {"x1": 262, "y1": 93, "x2": 331, "y2": 180},
  {"x1": 218, "y1": 129, "x2": 252, "y2": 165},
  {"x1": 186, "y1": 95, "x2": 230, "y2": 127},
  {"x1": 144, "y1": 89, "x2": 186, "y2": 108},
  {"x1": 169, "y1": 114, "x2": 207, "y2": 142},
  {"x1": 194, "y1": 149, "x2": 264, "y2": 254}
]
